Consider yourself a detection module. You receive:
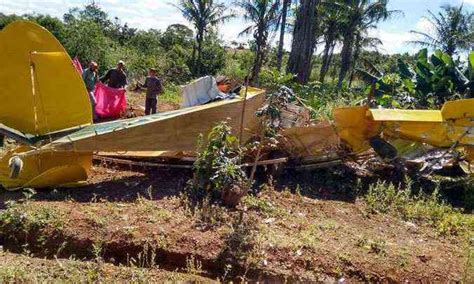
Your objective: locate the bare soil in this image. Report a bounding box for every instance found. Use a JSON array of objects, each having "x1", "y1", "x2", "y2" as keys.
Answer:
[{"x1": 0, "y1": 163, "x2": 471, "y2": 282}]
